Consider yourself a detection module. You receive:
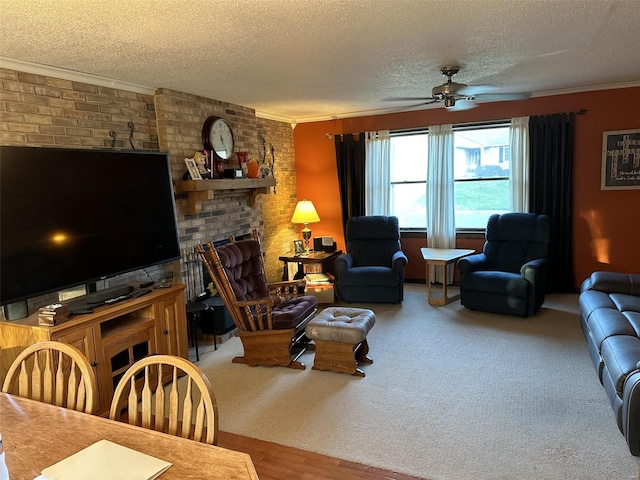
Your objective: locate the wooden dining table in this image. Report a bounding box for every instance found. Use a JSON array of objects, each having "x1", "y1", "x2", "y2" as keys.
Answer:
[{"x1": 0, "y1": 392, "x2": 259, "y2": 479}]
